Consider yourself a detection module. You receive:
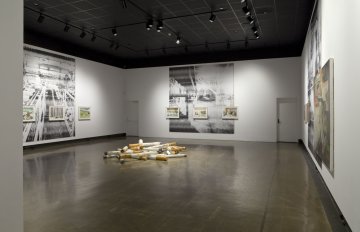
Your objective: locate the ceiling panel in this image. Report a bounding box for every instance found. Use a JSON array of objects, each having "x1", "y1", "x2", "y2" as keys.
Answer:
[{"x1": 24, "y1": 0, "x2": 315, "y2": 68}]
